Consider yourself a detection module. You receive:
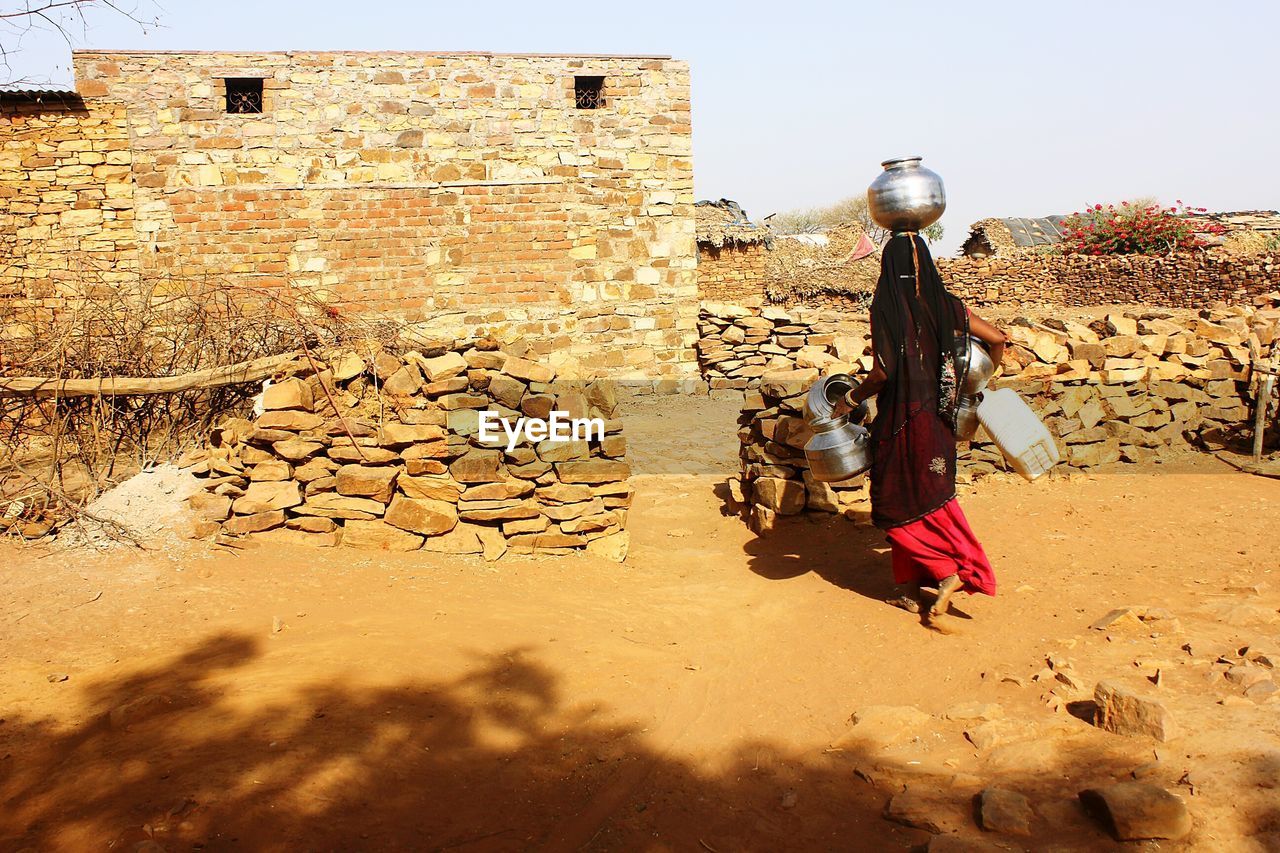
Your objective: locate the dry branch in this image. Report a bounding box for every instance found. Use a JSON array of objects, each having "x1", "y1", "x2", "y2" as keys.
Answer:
[{"x1": 0, "y1": 352, "x2": 307, "y2": 398}]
